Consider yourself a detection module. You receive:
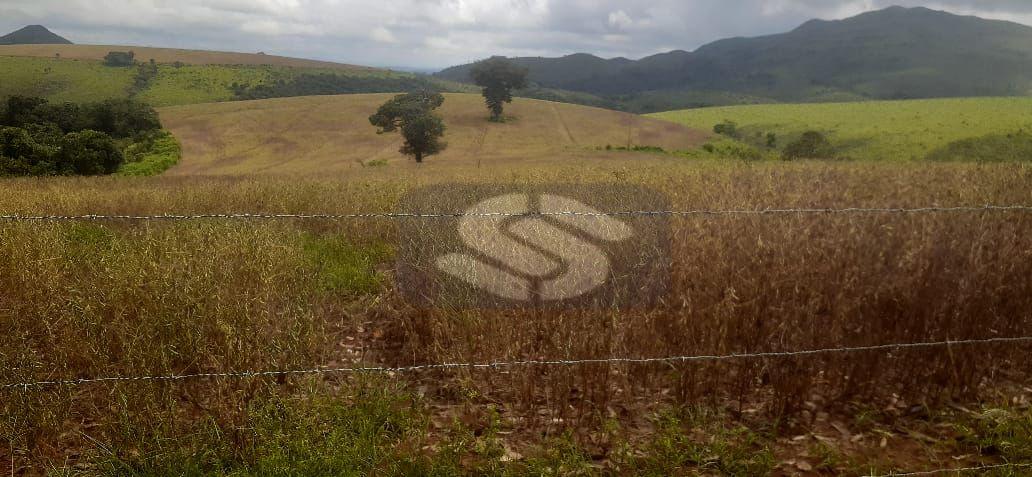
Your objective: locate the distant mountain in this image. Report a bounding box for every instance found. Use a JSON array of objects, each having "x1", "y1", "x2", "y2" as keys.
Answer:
[
  {"x1": 0, "y1": 25, "x2": 72, "y2": 45},
  {"x1": 436, "y1": 6, "x2": 1032, "y2": 111},
  {"x1": 437, "y1": 53, "x2": 633, "y2": 88}
]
